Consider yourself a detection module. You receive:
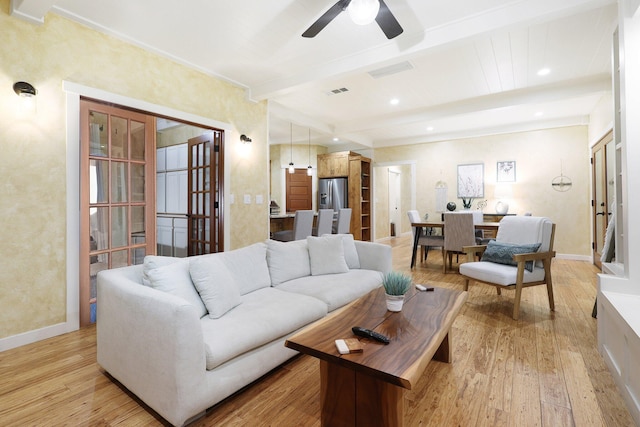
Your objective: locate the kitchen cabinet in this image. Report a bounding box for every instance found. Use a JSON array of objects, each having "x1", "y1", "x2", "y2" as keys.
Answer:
[{"x1": 317, "y1": 152, "x2": 349, "y2": 178}]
